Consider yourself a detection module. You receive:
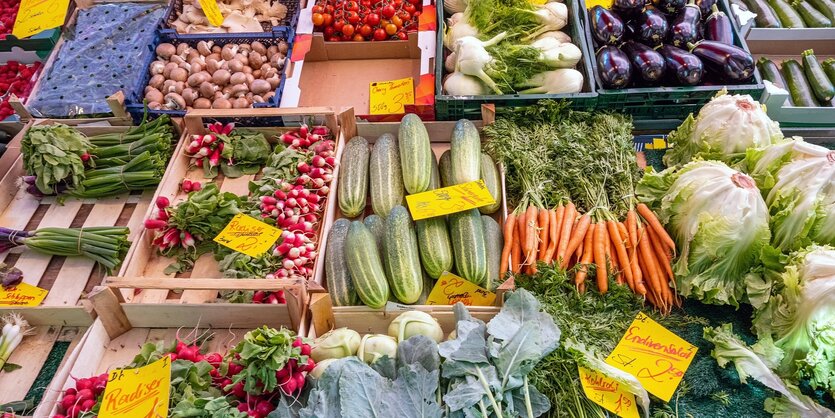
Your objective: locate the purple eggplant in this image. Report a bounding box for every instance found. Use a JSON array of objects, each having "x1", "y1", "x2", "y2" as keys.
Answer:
[
  {"x1": 597, "y1": 45, "x2": 633, "y2": 89},
  {"x1": 689, "y1": 40, "x2": 755, "y2": 82},
  {"x1": 635, "y1": 6, "x2": 670, "y2": 45},
  {"x1": 697, "y1": 0, "x2": 718, "y2": 16},
  {"x1": 623, "y1": 40, "x2": 666, "y2": 82},
  {"x1": 591, "y1": 6, "x2": 626, "y2": 45},
  {"x1": 658, "y1": 44, "x2": 704, "y2": 85},
  {"x1": 705, "y1": 4, "x2": 733, "y2": 44},
  {"x1": 670, "y1": 0, "x2": 702, "y2": 47},
  {"x1": 653, "y1": 0, "x2": 687, "y2": 14},
  {"x1": 614, "y1": 0, "x2": 646, "y2": 16}
]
